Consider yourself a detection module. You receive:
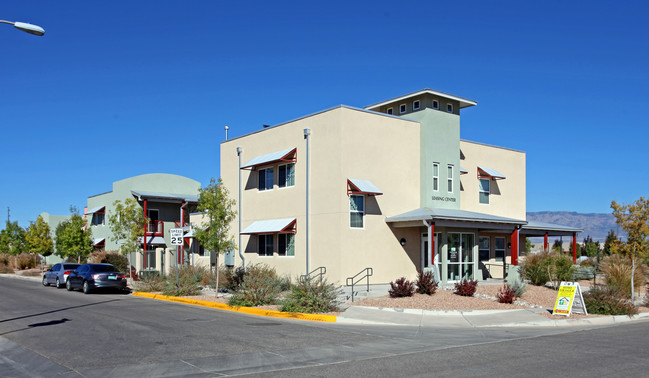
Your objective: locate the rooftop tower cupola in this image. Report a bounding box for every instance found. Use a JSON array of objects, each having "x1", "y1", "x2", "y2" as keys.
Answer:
[
  {"x1": 366, "y1": 89, "x2": 477, "y2": 210},
  {"x1": 364, "y1": 88, "x2": 477, "y2": 117}
]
